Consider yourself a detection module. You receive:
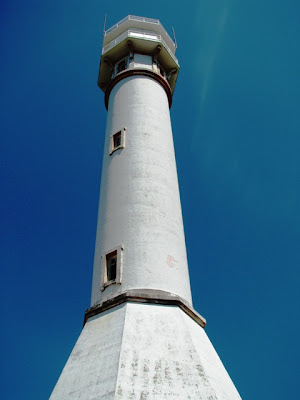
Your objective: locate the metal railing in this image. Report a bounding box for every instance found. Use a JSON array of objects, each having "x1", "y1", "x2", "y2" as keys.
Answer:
[
  {"x1": 102, "y1": 28, "x2": 178, "y2": 65},
  {"x1": 104, "y1": 15, "x2": 175, "y2": 49}
]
